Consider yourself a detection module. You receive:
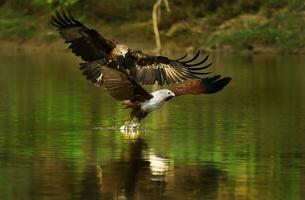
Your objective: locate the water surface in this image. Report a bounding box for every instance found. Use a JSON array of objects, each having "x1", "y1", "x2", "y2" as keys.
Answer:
[{"x1": 0, "y1": 51, "x2": 304, "y2": 200}]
